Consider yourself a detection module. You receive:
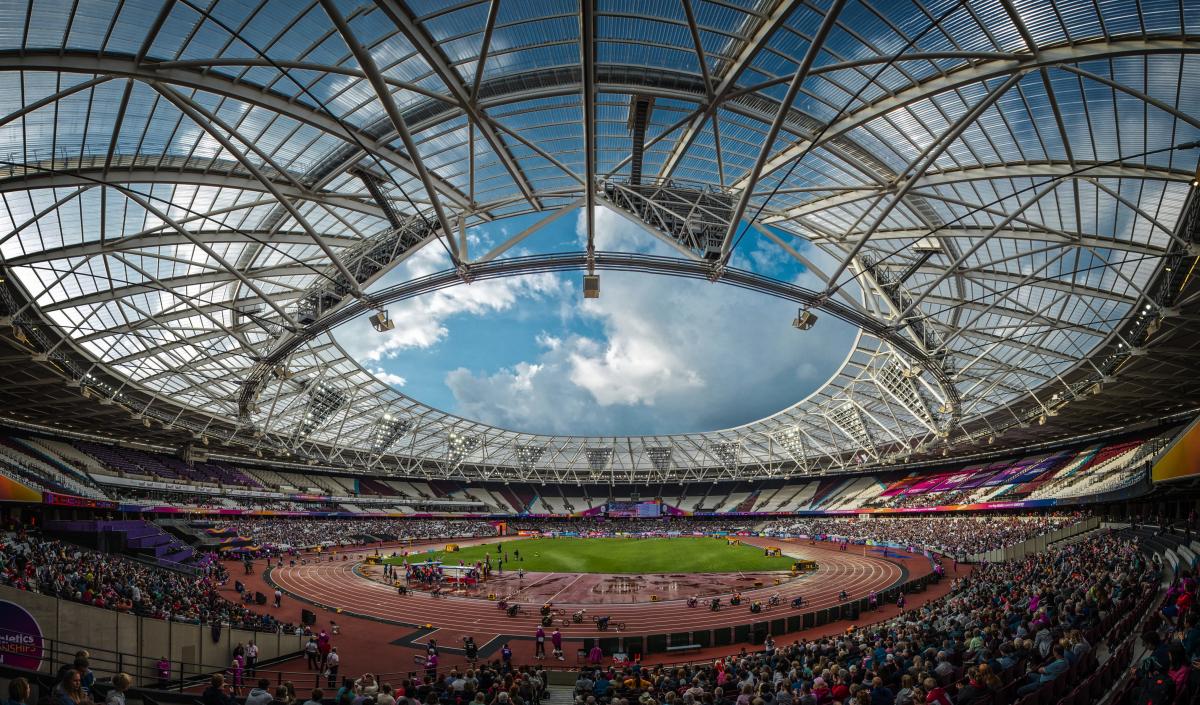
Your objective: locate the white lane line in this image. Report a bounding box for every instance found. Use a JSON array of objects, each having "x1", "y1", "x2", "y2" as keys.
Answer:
[
  {"x1": 504, "y1": 572, "x2": 559, "y2": 600},
  {"x1": 269, "y1": 543, "x2": 913, "y2": 636},
  {"x1": 544, "y1": 573, "x2": 586, "y2": 604},
  {"x1": 410, "y1": 628, "x2": 442, "y2": 645}
]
